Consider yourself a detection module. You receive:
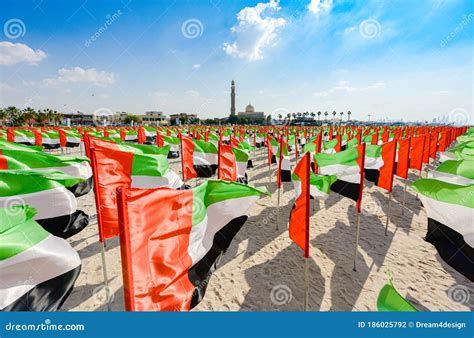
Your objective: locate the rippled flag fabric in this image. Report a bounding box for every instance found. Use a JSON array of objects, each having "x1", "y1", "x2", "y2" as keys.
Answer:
[
  {"x1": 0, "y1": 170, "x2": 89, "y2": 239},
  {"x1": 0, "y1": 205, "x2": 81, "y2": 311},
  {"x1": 411, "y1": 178, "x2": 474, "y2": 281},
  {"x1": 116, "y1": 180, "x2": 268, "y2": 311}
]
